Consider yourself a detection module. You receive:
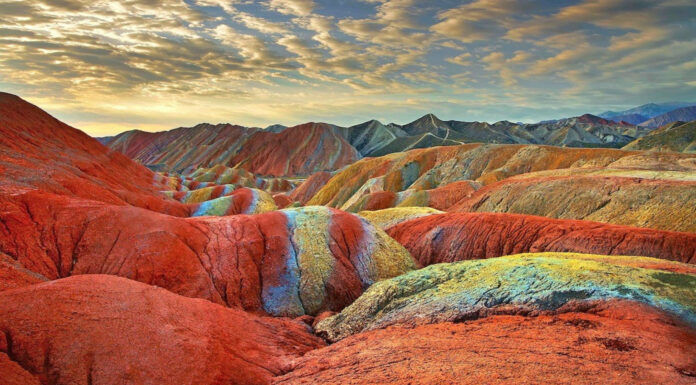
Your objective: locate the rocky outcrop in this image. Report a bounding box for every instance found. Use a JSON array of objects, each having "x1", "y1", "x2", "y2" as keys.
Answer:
[
  {"x1": 0, "y1": 275, "x2": 325, "y2": 385},
  {"x1": 315, "y1": 253, "x2": 696, "y2": 341},
  {"x1": 387, "y1": 213, "x2": 696, "y2": 266},
  {"x1": 0, "y1": 92, "x2": 187, "y2": 216},
  {"x1": 277, "y1": 300, "x2": 696, "y2": 385}
]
